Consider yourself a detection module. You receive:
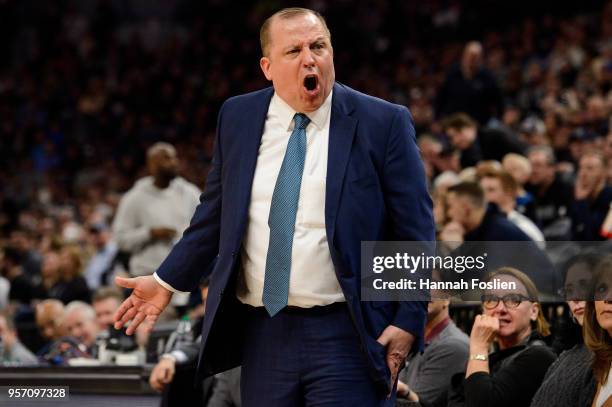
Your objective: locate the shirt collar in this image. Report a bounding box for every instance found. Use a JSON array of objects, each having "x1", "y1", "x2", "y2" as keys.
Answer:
[
  {"x1": 271, "y1": 89, "x2": 333, "y2": 132},
  {"x1": 425, "y1": 316, "x2": 451, "y2": 345}
]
